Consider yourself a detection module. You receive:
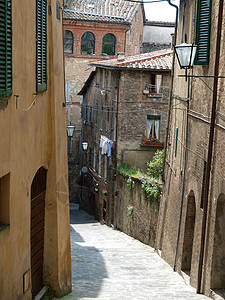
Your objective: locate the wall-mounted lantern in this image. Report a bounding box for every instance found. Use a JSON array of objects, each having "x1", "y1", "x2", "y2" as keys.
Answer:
[
  {"x1": 82, "y1": 142, "x2": 88, "y2": 151},
  {"x1": 174, "y1": 43, "x2": 197, "y2": 80},
  {"x1": 67, "y1": 124, "x2": 75, "y2": 154}
]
